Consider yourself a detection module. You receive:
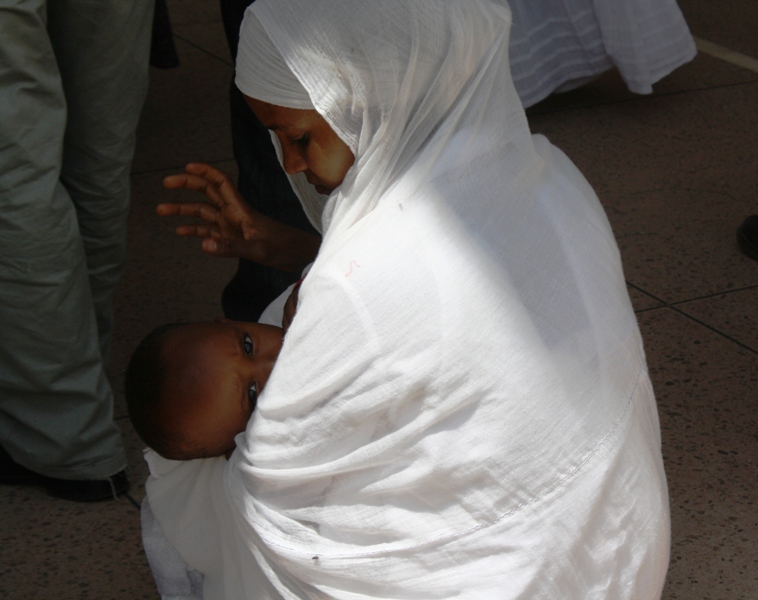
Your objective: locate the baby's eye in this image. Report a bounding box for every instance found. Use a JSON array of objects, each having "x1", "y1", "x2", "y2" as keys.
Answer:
[
  {"x1": 243, "y1": 334, "x2": 254, "y2": 356},
  {"x1": 248, "y1": 382, "x2": 258, "y2": 410}
]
